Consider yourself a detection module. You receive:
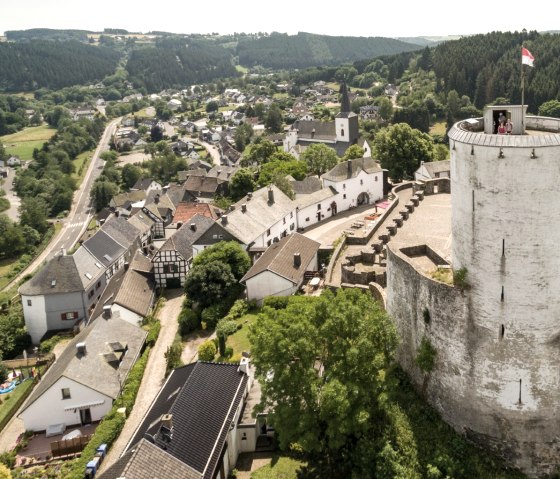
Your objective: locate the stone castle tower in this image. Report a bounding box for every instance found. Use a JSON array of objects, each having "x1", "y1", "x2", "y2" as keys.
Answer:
[{"x1": 387, "y1": 105, "x2": 560, "y2": 477}]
